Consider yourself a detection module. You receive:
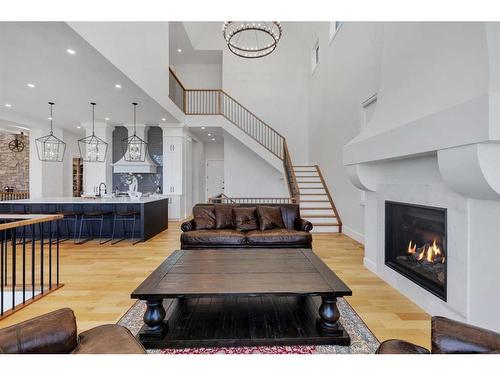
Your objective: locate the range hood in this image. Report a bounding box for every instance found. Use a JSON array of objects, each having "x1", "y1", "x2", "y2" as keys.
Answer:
[{"x1": 112, "y1": 125, "x2": 158, "y2": 174}]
